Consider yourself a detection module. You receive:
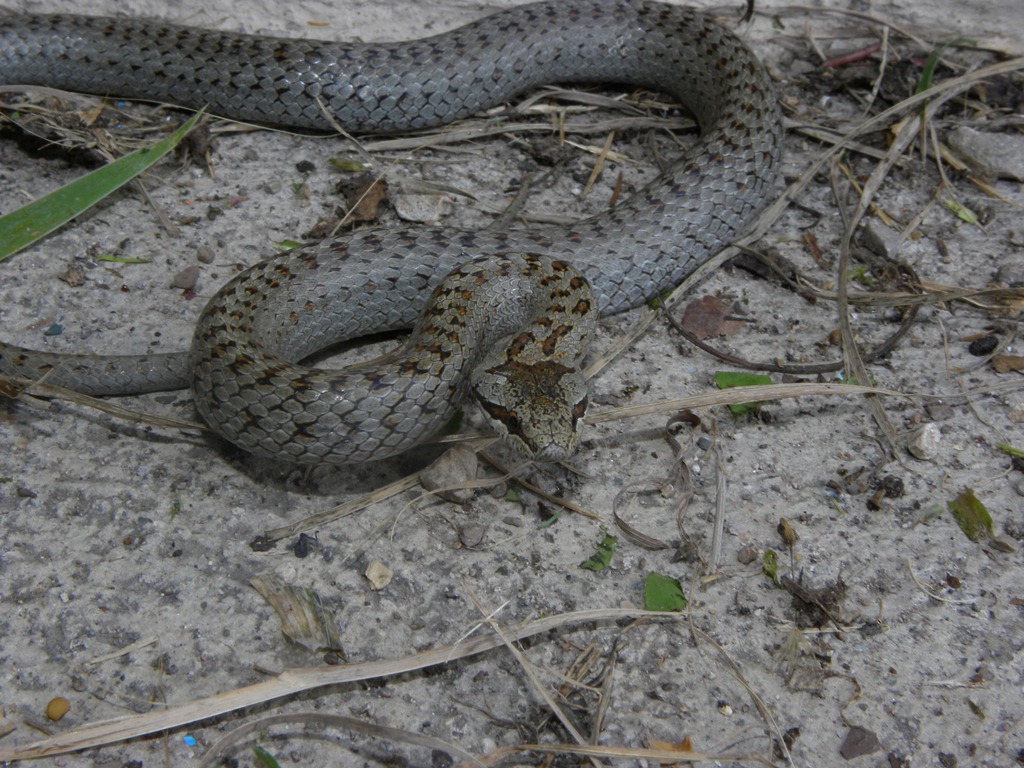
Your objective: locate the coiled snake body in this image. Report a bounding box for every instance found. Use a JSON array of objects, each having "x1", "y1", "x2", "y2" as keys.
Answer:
[{"x1": 0, "y1": 0, "x2": 782, "y2": 464}]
